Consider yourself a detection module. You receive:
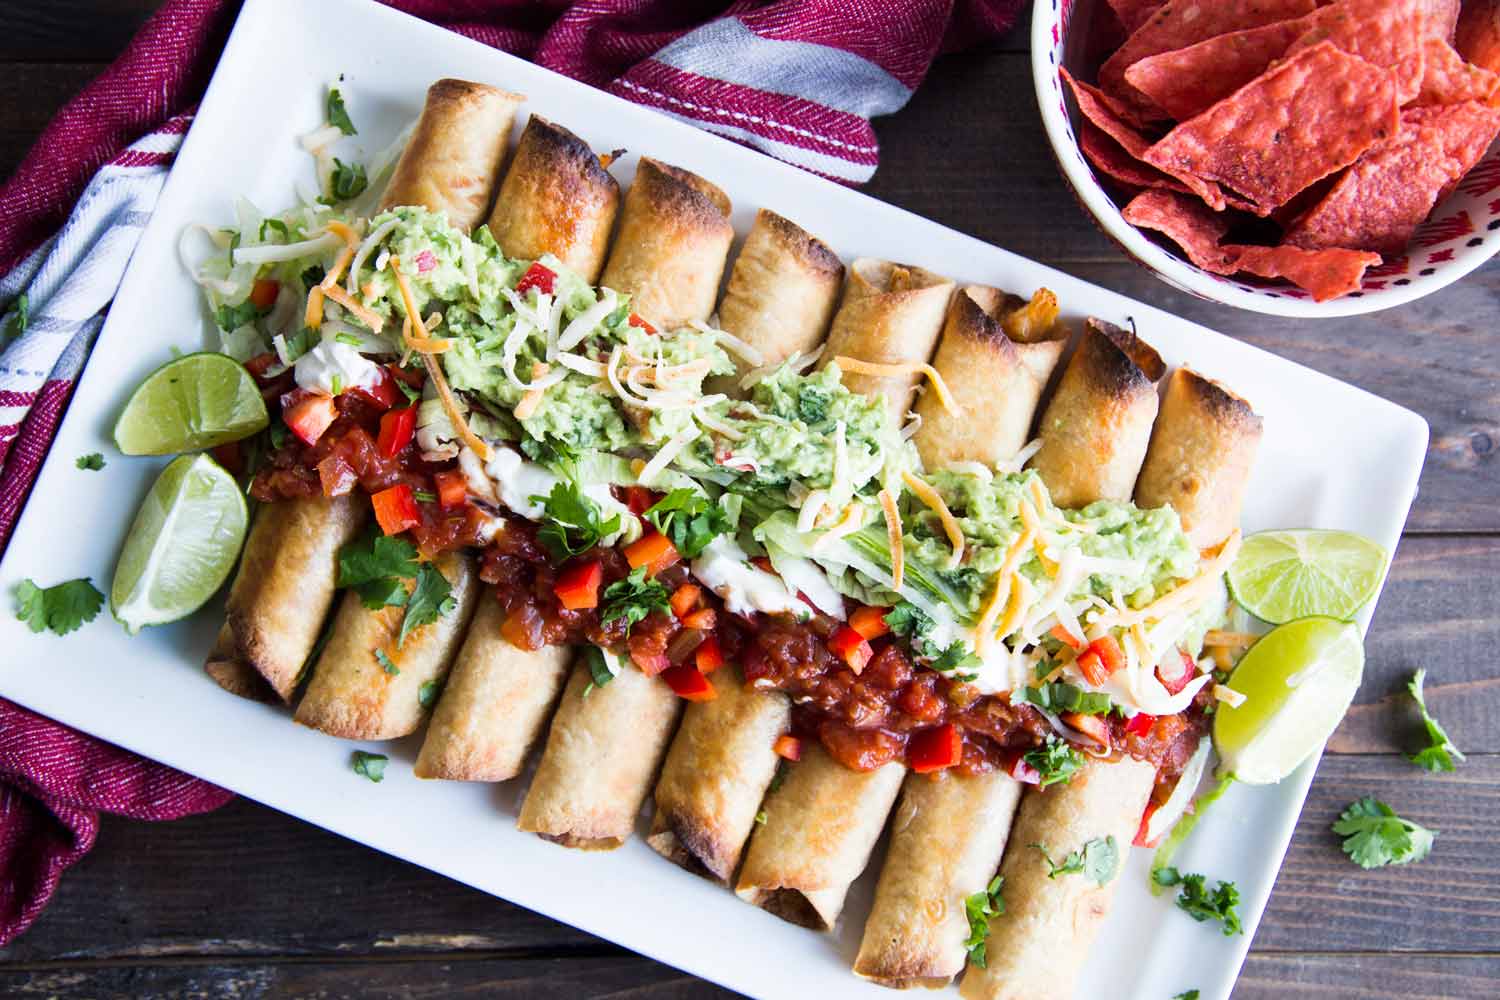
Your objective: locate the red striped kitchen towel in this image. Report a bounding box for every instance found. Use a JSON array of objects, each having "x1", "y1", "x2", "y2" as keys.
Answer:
[{"x1": 0, "y1": 0, "x2": 1023, "y2": 948}]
